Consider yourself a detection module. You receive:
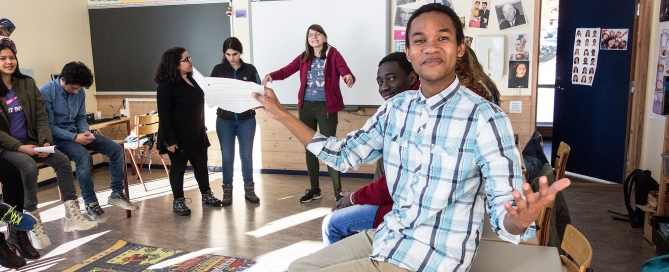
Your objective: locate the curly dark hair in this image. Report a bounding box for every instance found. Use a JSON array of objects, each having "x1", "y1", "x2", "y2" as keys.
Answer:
[
  {"x1": 154, "y1": 47, "x2": 191, "y2": 84},
  {"x1": 378, "y1": 52, "x2": 414, "y2": 76},
  {"x1": 455, "y1": 47, "x2": 500, "y2": 105},
  {"x1": 405, "y1": 3, "x2": 464, "y2": 49},
  {"x1": 60, "y1": 61, "x2": 94, "y2": 88},
  {"x1": 0, "y1": 42, "x2": 28, "y2": 98}
]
